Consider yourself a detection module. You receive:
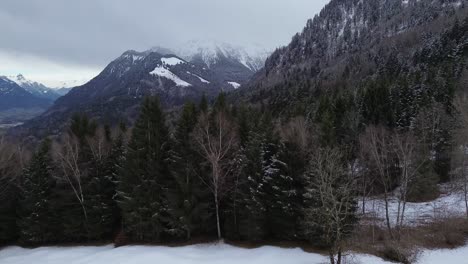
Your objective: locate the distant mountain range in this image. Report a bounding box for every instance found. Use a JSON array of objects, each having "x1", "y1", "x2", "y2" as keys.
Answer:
[
  {"x1": 0, "y1": 76, "x2": 52, "y2": 111},
  {"x1": 0, "y1": 74, "x2": 73, "y2": 124},
  {"x1": 7, "y1": 74, "x2": 62, "y2": 100},
  {"x1": 12, "y1": 41, "x2": 270, "y2": 137}
]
